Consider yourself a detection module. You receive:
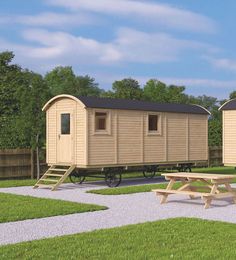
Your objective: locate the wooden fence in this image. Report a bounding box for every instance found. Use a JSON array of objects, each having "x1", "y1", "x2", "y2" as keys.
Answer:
[
  {"x1": 0, "y1": 148, "x2": 47, "y2": 179},
  {"x1": 0, "y1": 146, "x2": 223, "y2": 179},
  {"x1": 208, "y1": 146, "x2": 223, "y2": 167}
]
